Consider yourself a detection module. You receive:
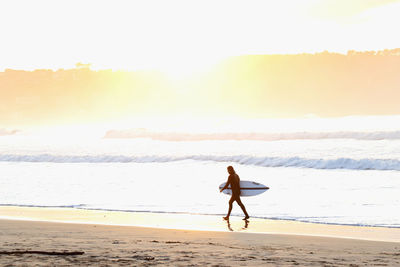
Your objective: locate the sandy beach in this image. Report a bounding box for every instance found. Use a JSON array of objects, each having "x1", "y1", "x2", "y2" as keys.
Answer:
[{"x1": 1, "y1": 206, "x2": 399, "y2": 266}]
